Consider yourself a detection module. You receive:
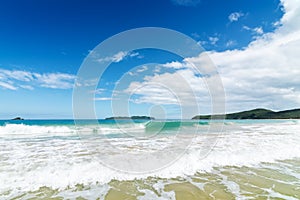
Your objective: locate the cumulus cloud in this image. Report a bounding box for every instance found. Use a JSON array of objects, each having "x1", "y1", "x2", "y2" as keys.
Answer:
[
  {"x1": 126, "y1": 73, "x2": 193, "y2": 104},
  {"x1": 201, "y1": 0, "x2": 300, "y2": 111},
  {"x1": 123, "y1": 0, "x2": 300, "y2": 114},
  {"x1": 228, "y1": 12, "x2": 244, "y2": 22},
  {"x1": 123, "y1": 61, "x2": 217, "y2": 117},
  {"x1": 0, "y1": 68, "x2": 76, "y2": 90},
  {"x1": 162, "y1": 61, "x2": 186, "y2": 69}
]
